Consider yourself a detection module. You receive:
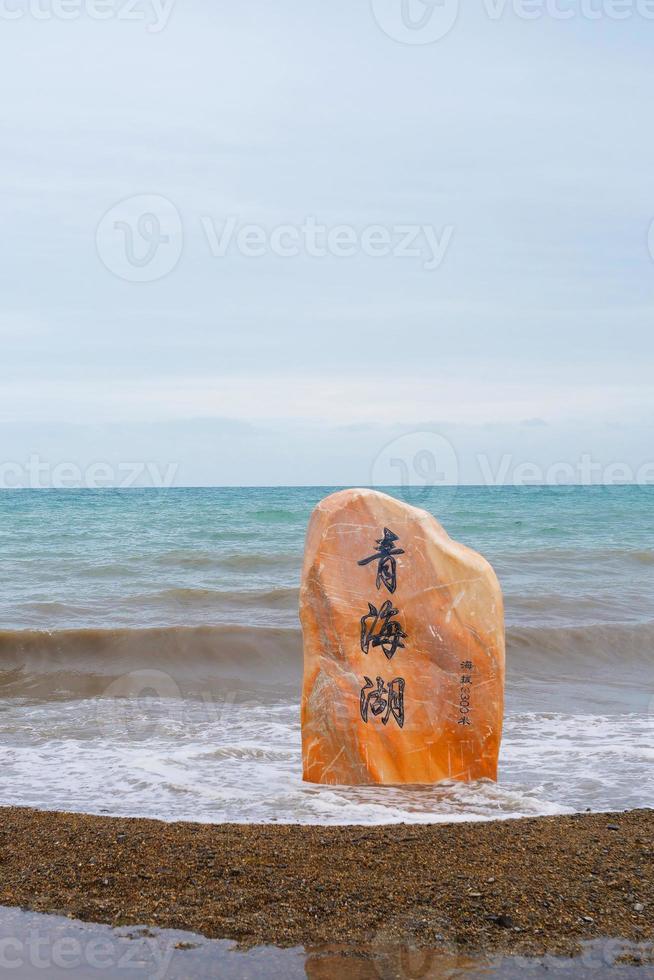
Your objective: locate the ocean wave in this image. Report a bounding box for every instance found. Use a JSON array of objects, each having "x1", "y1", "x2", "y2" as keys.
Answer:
[
  {"x1": 219, "y1": 553, "x2": 300, "y2": 570},
  {"x1": 151, "y1": 551, "x2": 300, "y2": 571},
  {"x1": 250, "y1": 508, "x2": 299, "y2": 524},
  {"x1": 494, "y1": 546, "x2": 654, "y2": 565},
  {"x1": 126, "y1": 586, "x2": 300, "y2": 609},
  {"x1": 506, "y1": 620, "x2": 654, "y2": 671},
  {"x1": 501, "y1": 591, "x2": 654, "y2": 627},
  {"x1": 0, "y1": 619, "x2": 652, "y2": 701},
  {"x1": 151, "y1": 551, "x2": 219, "y2": 569},
  {"x1": 0, "y1": 624, "x2": 302, "y2": 699}
]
